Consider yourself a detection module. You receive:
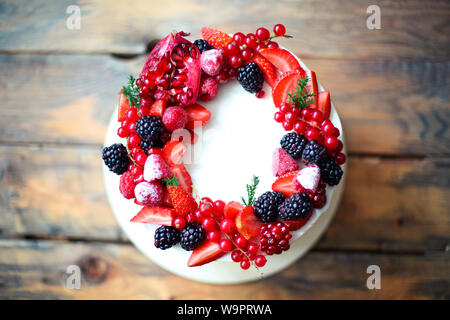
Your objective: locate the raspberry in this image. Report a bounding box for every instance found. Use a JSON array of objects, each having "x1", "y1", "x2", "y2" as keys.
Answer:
[
  {"x1": 119, "y1": 171, "x2": 136, "y2": 199},
  {"x1": 143, "y1": 153, "x2": 173, "y2": 181},
  {"x1": 200, "y1": 49, "x2": 223, "y2": 76},
  {"x1": 199, "y1": 76, "x2": 218, "y2": 101},
  {"x1": 162, "y1": 106, "x2": 188, "y2": 132},
  {"x1": 272, "y1": 148, "x2": 299, "y2": 177}
]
